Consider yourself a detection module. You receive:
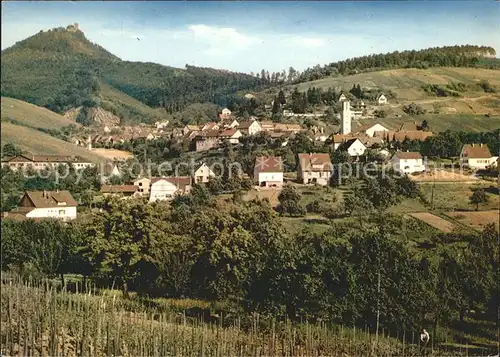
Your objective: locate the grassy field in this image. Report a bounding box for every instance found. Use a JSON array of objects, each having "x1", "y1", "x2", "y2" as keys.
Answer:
[
  {"x1": 282, "y1": 67, "x2": 500, "y2": 132},
  {"x1": 100, "y1": 83, "x2": 171, "y2": 124},
  {"x1": 1, "y1": 96, "x2": 77, "y2": 130},
  {"x1": 0, "y1": 122, "x2": 104, "y2": 162},
  {"x1": 357, "y1": 113, "x2": 500, "y2": 132},
  {"x1": 293, "y1": 67, "x2": 500, "y2": 101},
  {"x1": 419, "y1": 182, "x2": 499, "y2": 212},
  {"x1": 445, "y1": 210, "x2": 499, "y2": 230}
]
